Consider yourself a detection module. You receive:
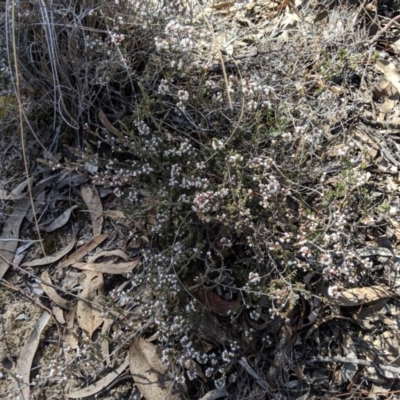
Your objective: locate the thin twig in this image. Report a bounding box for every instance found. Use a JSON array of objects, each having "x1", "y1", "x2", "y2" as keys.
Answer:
[
  {"x1": 307, "y1": 356, "x2": 400, "y2": 375},
  {"x1": 9, "y1": 0, "x2": 47, "y2": 260},
  {"x1": 369, "y1": 14, "x2": 400, "y2": 45}
]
